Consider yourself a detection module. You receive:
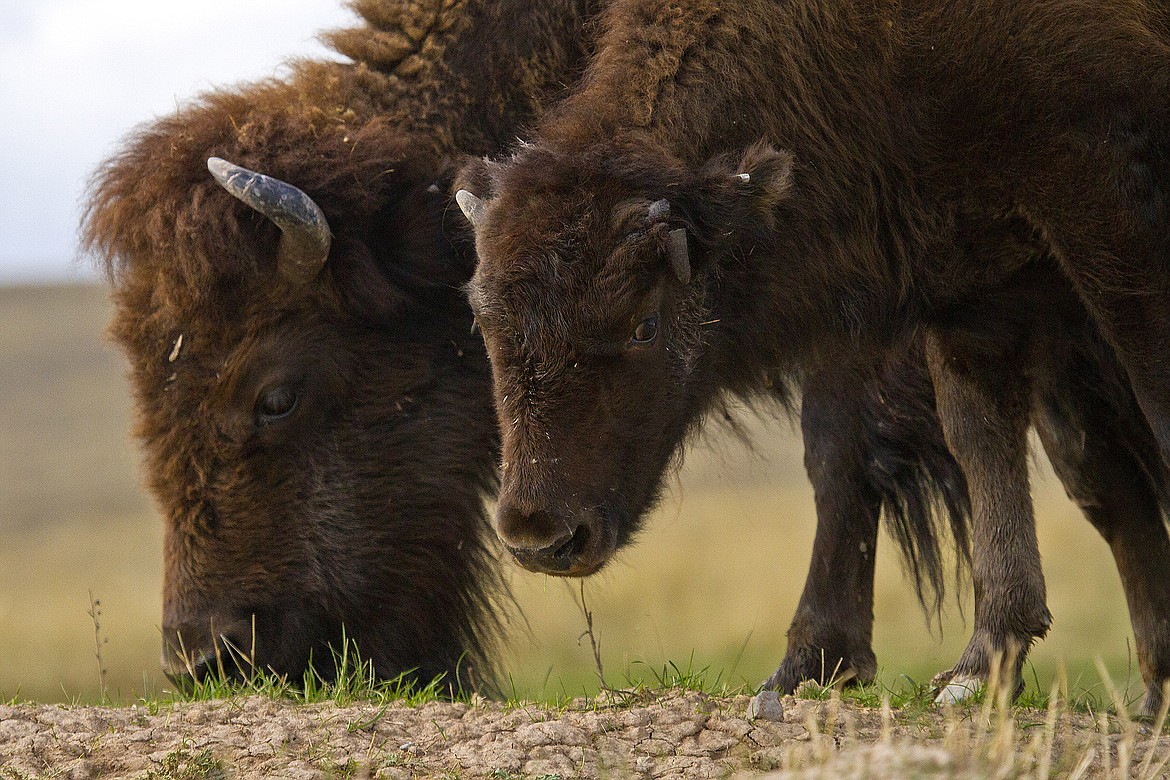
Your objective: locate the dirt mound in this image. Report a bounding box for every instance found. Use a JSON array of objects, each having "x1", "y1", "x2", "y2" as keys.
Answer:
[{"x1": 0, "y1": 690, "x2": 1165, "y2": 779}]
